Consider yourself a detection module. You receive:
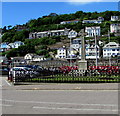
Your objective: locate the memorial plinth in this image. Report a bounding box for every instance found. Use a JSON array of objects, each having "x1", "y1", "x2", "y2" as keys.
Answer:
[{"x1": 78, "y1": 60, "x2": 87, "y2": 70}]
